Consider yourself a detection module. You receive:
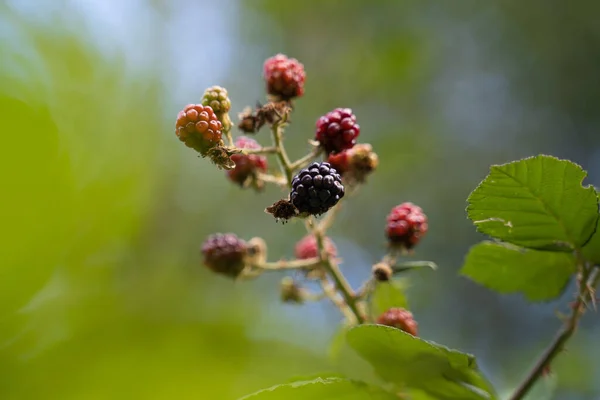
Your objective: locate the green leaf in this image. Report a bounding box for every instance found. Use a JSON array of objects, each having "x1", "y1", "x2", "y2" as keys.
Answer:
[
  {"x1": 346, "y1": 325, "x2": 498, "y2": 400},
  {"x1": 461, "y1": 241, "x2": 576, "y2": 301},
  {"x1": 467, "y1": 155, "x2": 598, "y2": 251},
  {"x1": 238, "y1": 377, "x2": 398, "y2": 400},
  {"x1": 369, "y1": 279, "x2": 409, "y2": 319},
  {"x1": 392, "y1": 261, "x2": 438, "y2": 273},
  {"x1": 582, "y1": 194, "x2": 600, "y2": 264}
]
